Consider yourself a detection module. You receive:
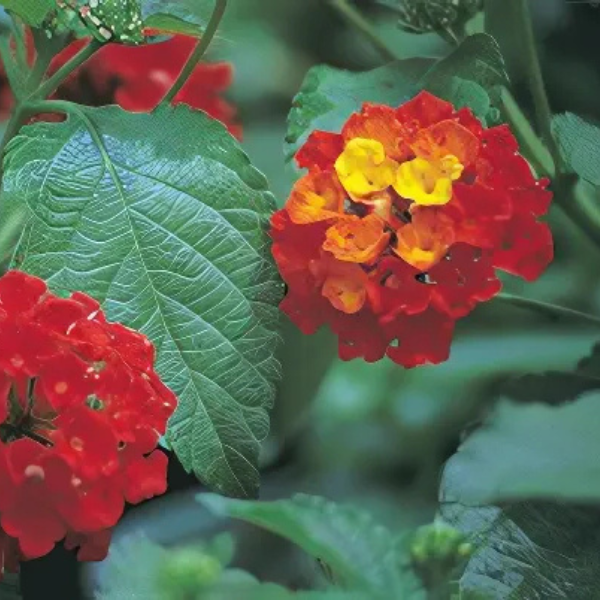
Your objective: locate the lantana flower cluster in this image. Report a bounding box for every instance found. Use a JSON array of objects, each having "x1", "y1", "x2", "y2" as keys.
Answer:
[
  {"x1": 271, "y1": 91, "x2": 553, "y2": 367},
  {"x1": 0, "y1": 271, "x2": 176, "y2": 575},
  {"x1": 0, "y1": 33, "x2": 241, "y2": 138}
]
